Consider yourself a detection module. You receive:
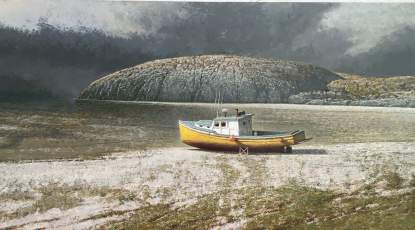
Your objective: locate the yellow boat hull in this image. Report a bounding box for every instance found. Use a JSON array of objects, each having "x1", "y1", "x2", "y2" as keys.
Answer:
[{"x1": 179, "y1": 121, "x2": 306, "y2": 152}]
